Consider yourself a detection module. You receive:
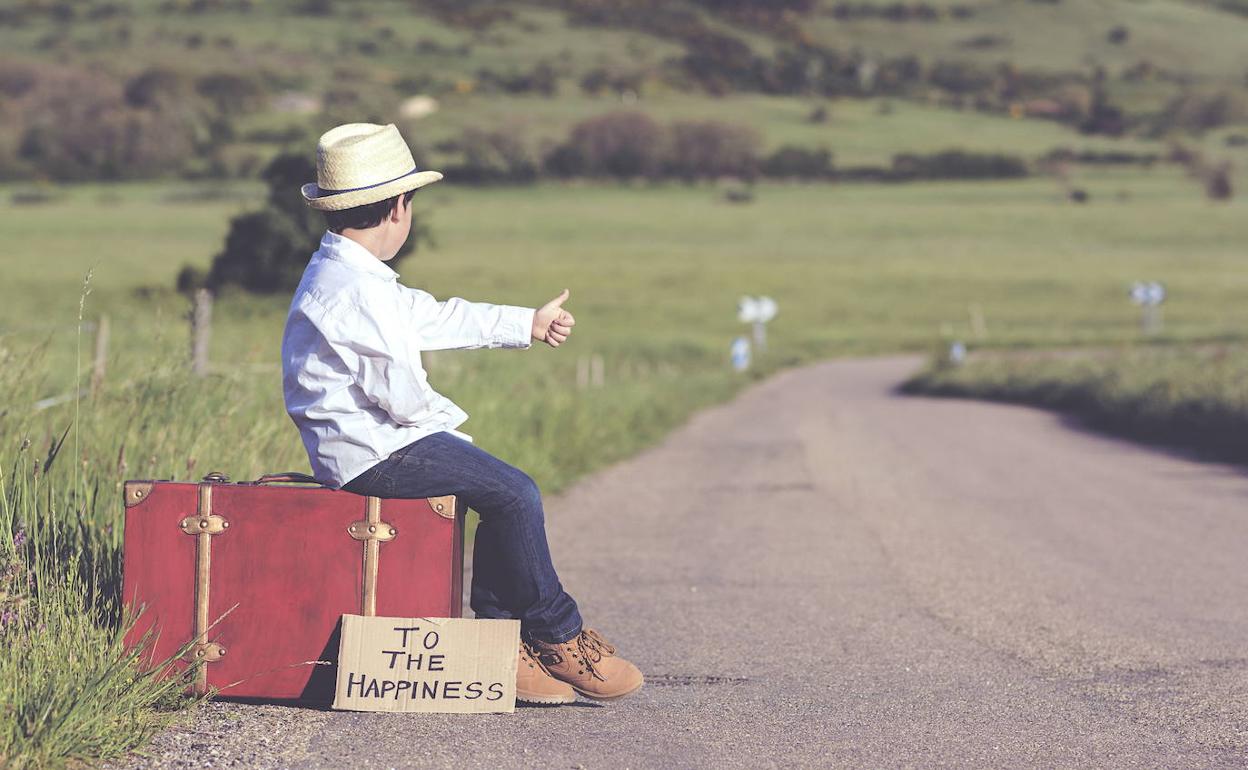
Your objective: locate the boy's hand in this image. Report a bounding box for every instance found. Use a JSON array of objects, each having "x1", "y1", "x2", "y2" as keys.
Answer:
[{"x1": 532, "y1": 289, "x2": 575, "y2": 348}]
